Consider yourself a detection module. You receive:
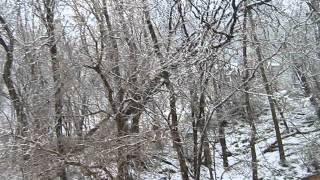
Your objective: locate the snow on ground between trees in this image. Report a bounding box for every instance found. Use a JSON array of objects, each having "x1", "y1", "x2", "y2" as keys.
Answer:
[{"x1": 140, "y1": 91, "x2": 320, "y2": 180}]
